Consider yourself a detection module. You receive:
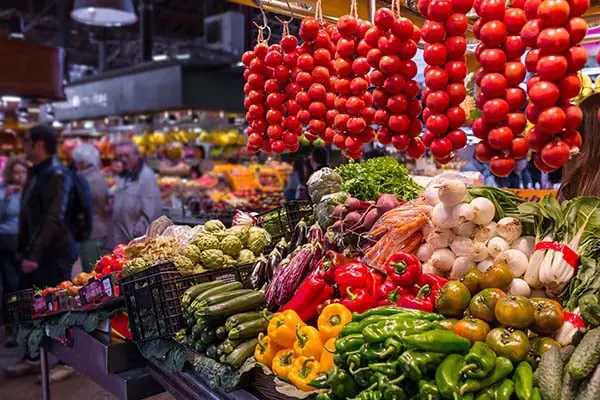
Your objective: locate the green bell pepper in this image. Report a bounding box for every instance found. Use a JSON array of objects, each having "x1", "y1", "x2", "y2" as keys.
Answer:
[
  {"x1": 460, "y1": 342, "x2": 496, "y2": 379},
  {"x1": 328, "y1": 367, "x2": 359, "y2": 399},
  {"x1": 474, "y1": 388, "x2": 495, "y2": 400},
  {"x1": 435, "y1": 354, "x2": 464, "y2": 400},
  {"x1": 309, "y1": 374, "x2": 329, "y2": 389},
  {"x1": 418, "y1": 380, "x2": 440, "y2": 400},
  {"x1": 377, "y1": 374, "x2": 408, "y2": 400},
  {"x1": 336, "y1": 334, "x2": 364, "y2": 354},
  {"x1": 531, "y1": 387, "x2": 542, "y2": 400},
  {"x1": 492, "y1": 378, "x2": 515, "y2": 400},
  {"x1": 363, "y1": 318, "x2": 435, "y2": 343},
  {"x1": 398, "y1": 351, "x2": 445, "y2": 381},
  {"x1": 514, "y1": 361, "x2": 533, "y2": 400},
  {"x1": 400, "y1": 330, "x2": 471, "y2": 354},
  {"x1": 460, "y1": 357, "x2": 514, "y2": 395}
]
